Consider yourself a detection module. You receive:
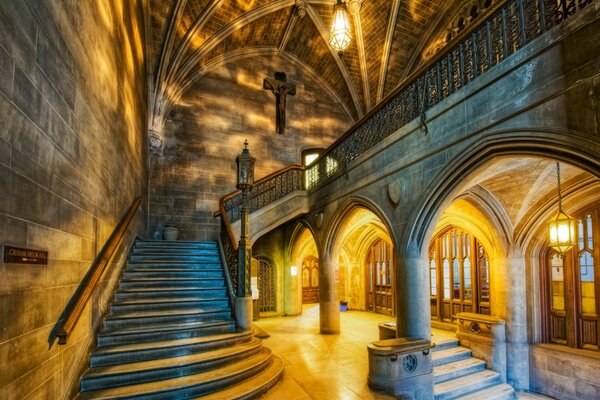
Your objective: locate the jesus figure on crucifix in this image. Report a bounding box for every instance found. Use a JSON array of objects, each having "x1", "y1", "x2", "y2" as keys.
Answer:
[{"x1": 263, "y1": 72, "x2": 296, "y2": 135}]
